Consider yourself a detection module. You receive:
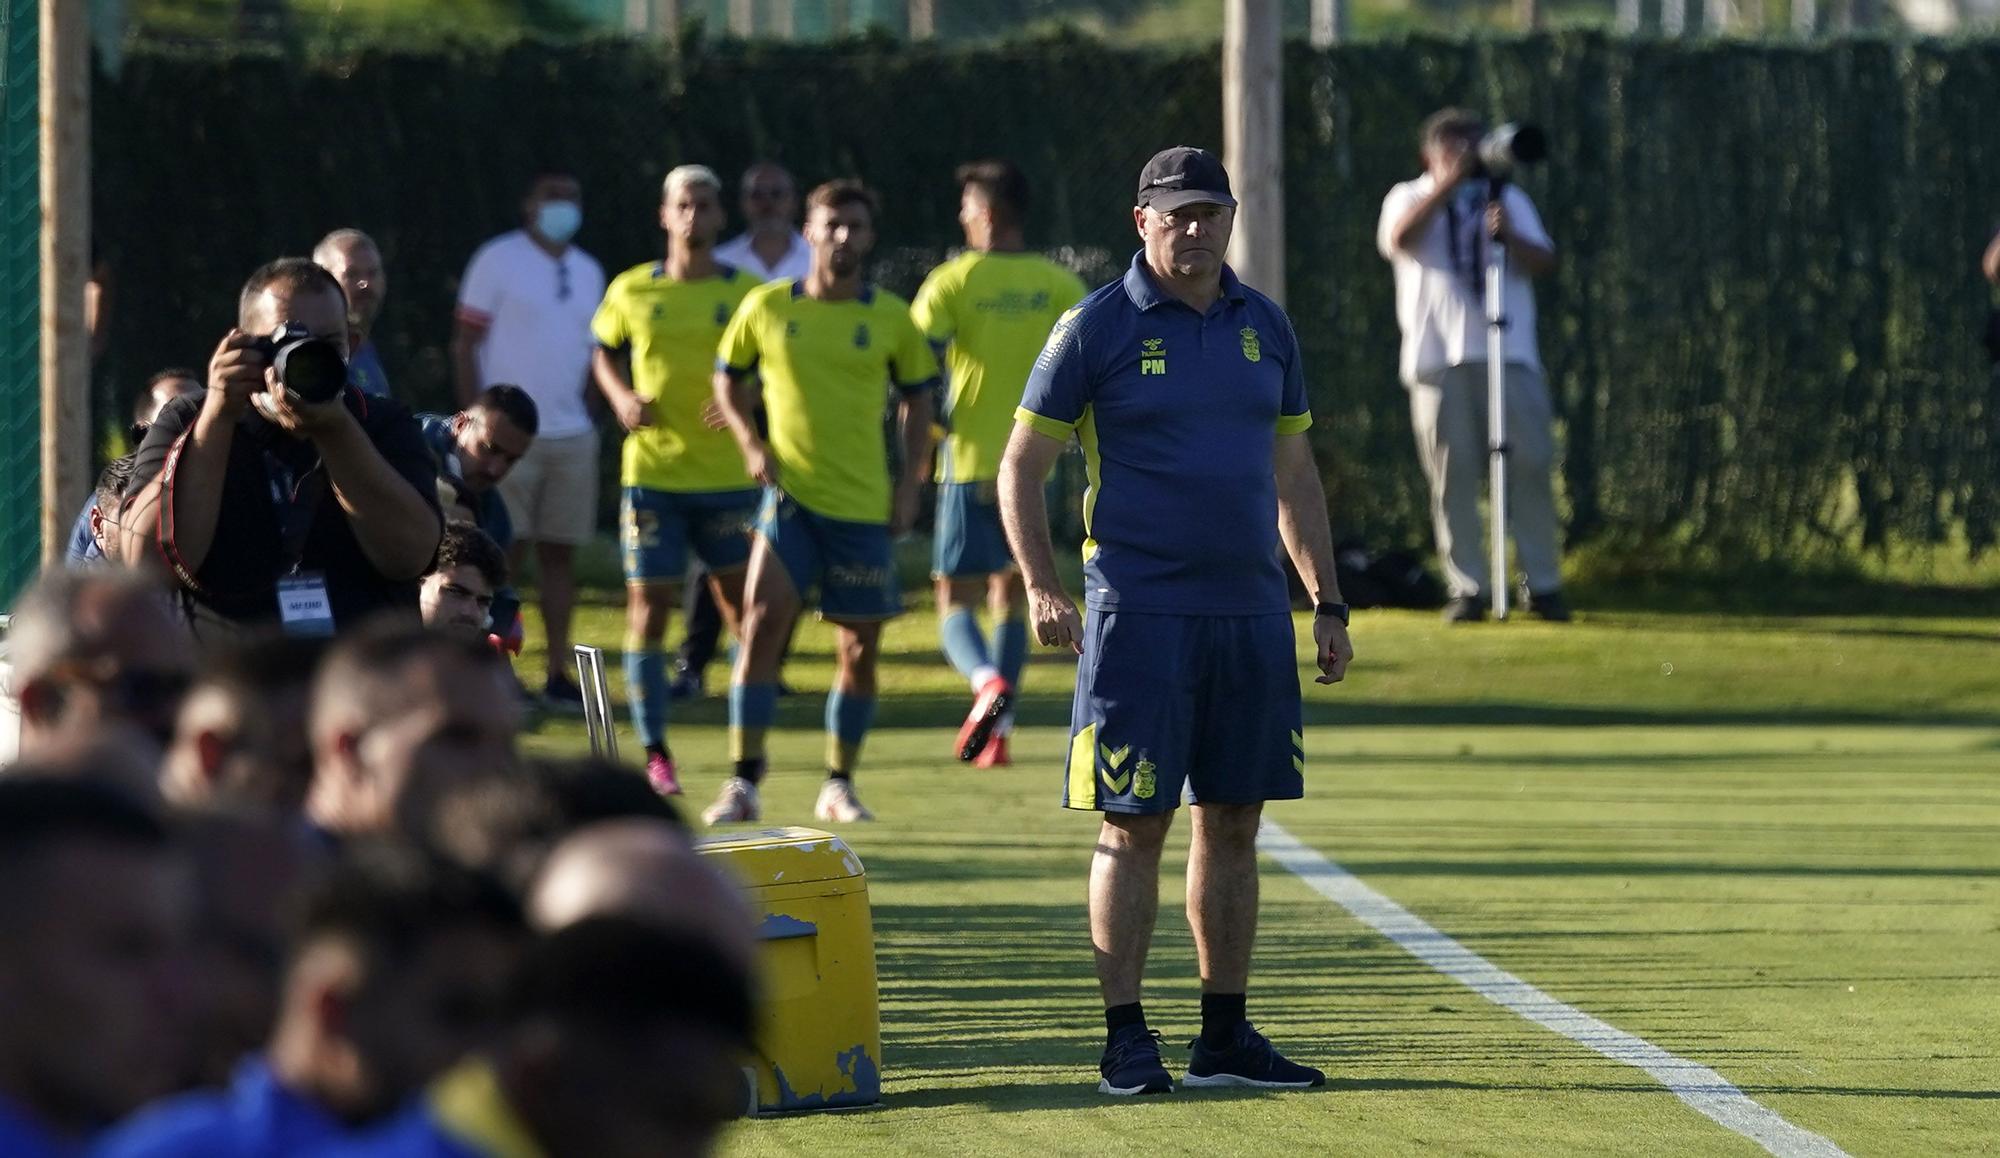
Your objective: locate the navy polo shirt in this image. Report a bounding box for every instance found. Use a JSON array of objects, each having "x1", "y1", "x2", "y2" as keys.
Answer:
[{"x1": 1017, "y1": 251, "x2": 1312, "y2": 616}]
